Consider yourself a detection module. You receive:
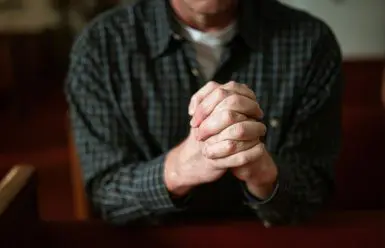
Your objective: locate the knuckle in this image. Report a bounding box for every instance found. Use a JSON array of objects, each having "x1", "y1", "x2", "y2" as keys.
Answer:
[
  {"x1": 256, "y1": 143, "x2": 265, "y2": 156},
  {"x1": 224, "y1": 140, "x2": 237, "y2": 152},
  {"x1": 206, "y1": 81, "x2": 215, "y2": 88},
  {"x1": 200, "y1": 100, "x2": 209, "y2": 111},
  {"x1": 226, "y1": 94, "x2": 242, "y2": 106},
  {"x1": 235, "y1": 141, "x2": 247, "y2": 151},
  {"x1": 190, "y1": 94, "x2": 197, "y2": 103},
  {"x1": 207, "y1": 81, "x2": 219, "y2": 88},
  {"x1": 222, "y1": 111, "x2": 238, "y2": 124},
  {"x1": 206, "y1": 150, "x2": 214, "y2": 159},
  {"x1": 203, "y1": 145, "x2": 211, "y2": 157},
  {"x1": 232, "y1": 123, "x2": 246, "y2": 138},
  {"x1": 237, "y1": 154, "x2": 251, "y2": 166},
  {"x1": 222, "y1": 110, "x2": 245, "y2": 124},
  {"x1": 226, "y1": 81, "x2": 238, "y2": 88},
  {"x1": 205, "y1": 136, "x2": 216, "y2": 145},
  {"x1": 215, "y1": 88, "x2": 228, "y2": 100},
  {"x1": 241, "y1": 83, "x2": 249, "y2": 89}
]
